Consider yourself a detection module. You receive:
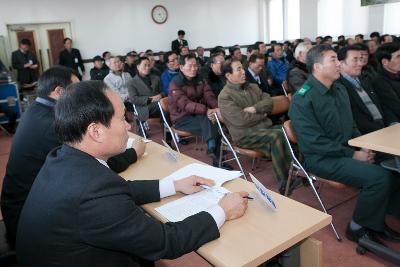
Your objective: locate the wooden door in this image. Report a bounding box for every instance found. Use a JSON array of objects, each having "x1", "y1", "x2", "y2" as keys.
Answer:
[{"x1": 47, "y1": 29, "x2": 65, "y2": 66}]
